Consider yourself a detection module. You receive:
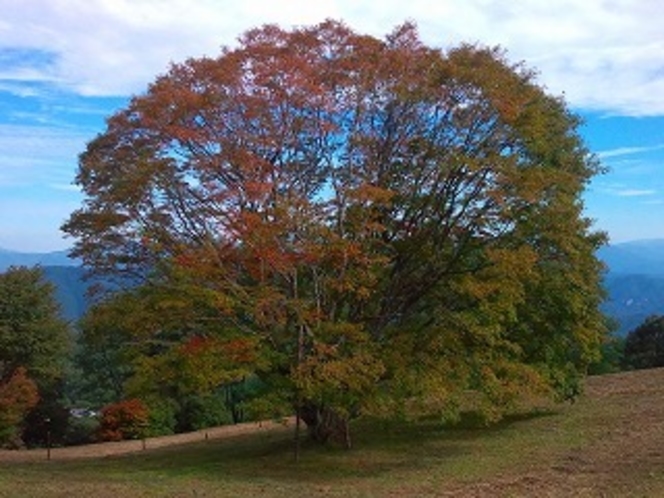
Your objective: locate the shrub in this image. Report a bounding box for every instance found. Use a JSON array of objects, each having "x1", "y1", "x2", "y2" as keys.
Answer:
[
  {"x1": 64, "y1": 414, "x2": 99, "y2": 446},
  {"x1": 22, "y1": 400, "x2": 70, "y2": 448},
  {"x1": 97, "y1": 398, "x2": 149, "y2": 441},
  {"x1": 176, "y1": 393, "x2": 232, "y2": 433},
  {"x1": 144, "y1": 397, "x2": 177, "y2": 437}
]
